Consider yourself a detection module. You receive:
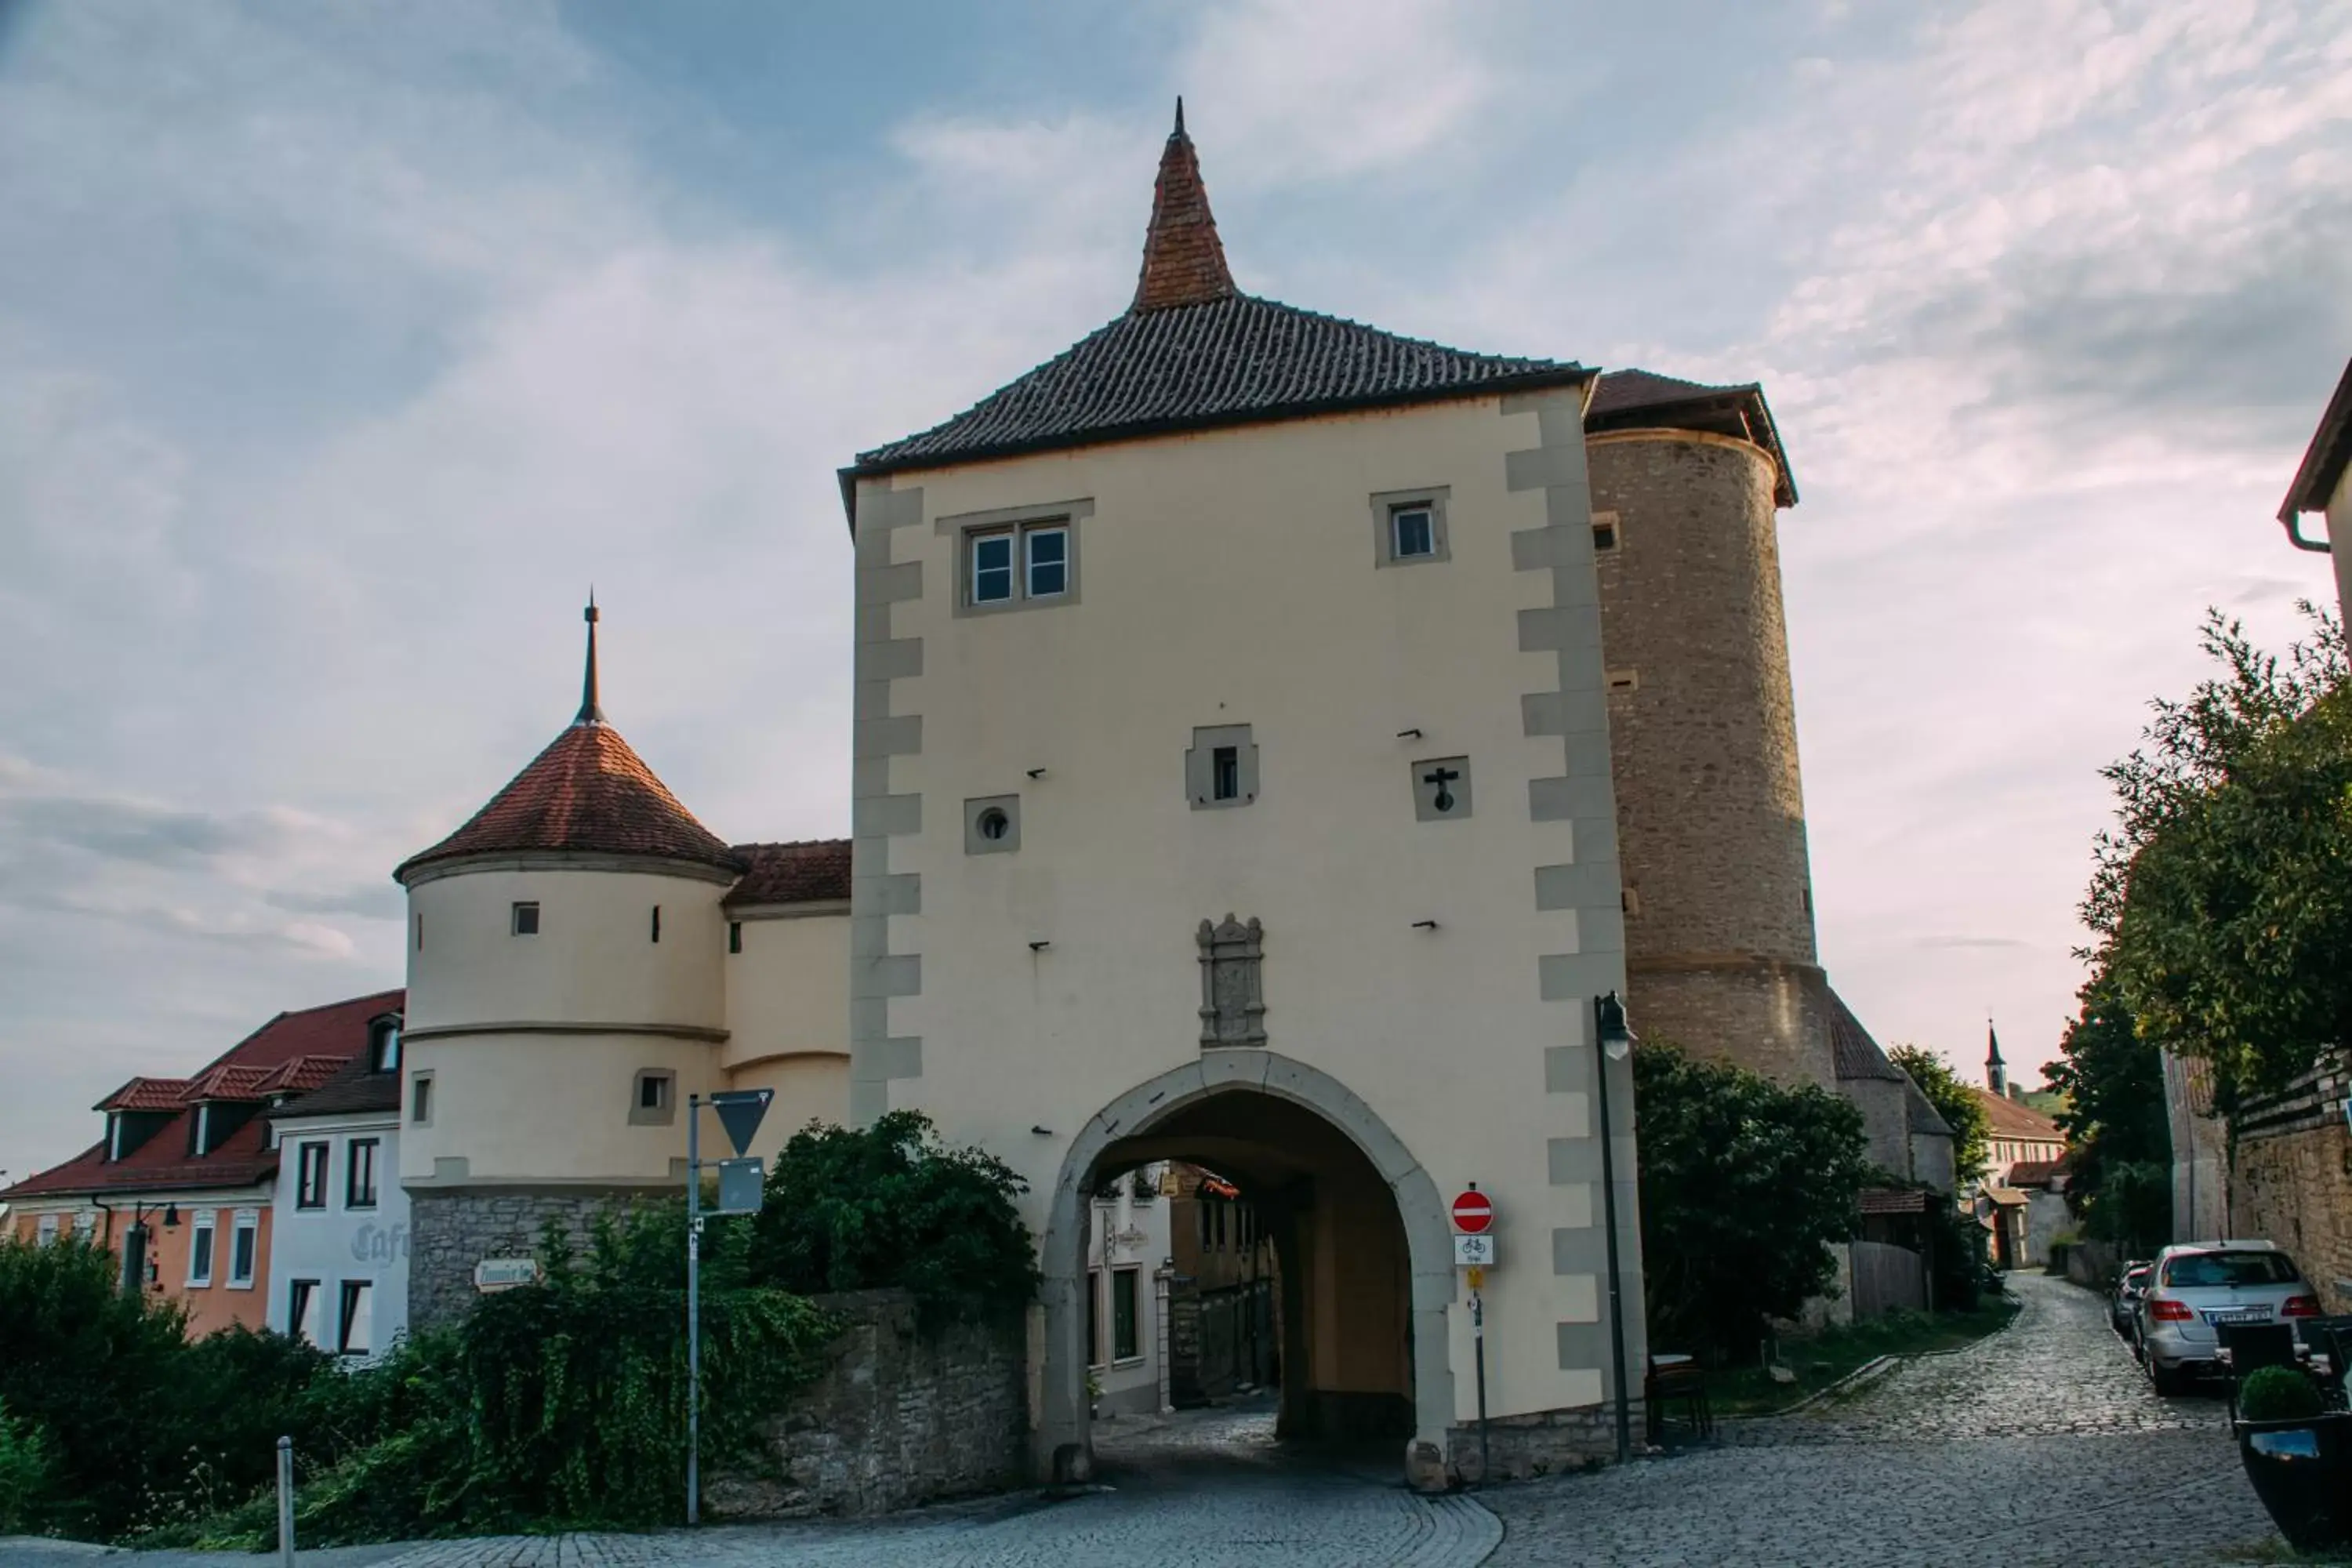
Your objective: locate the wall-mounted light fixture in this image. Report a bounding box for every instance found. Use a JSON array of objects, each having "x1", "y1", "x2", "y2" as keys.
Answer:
[
  {"x1": 1031, "y1": 1125, "x2": 1054, "y2": 1137},
  {"x1": 1029, "y1": 940, "x2": 1051, "y2": 951},
  {"x1": 1411, "y1": 920, "x2": 1439, "y2": 931},
  {"x1": 1027, "y1": 768, "x2": 1048, "y2": 779},
  {"x1": 1396, "y1": 728, "x2": 1423, "y2": 740}
]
